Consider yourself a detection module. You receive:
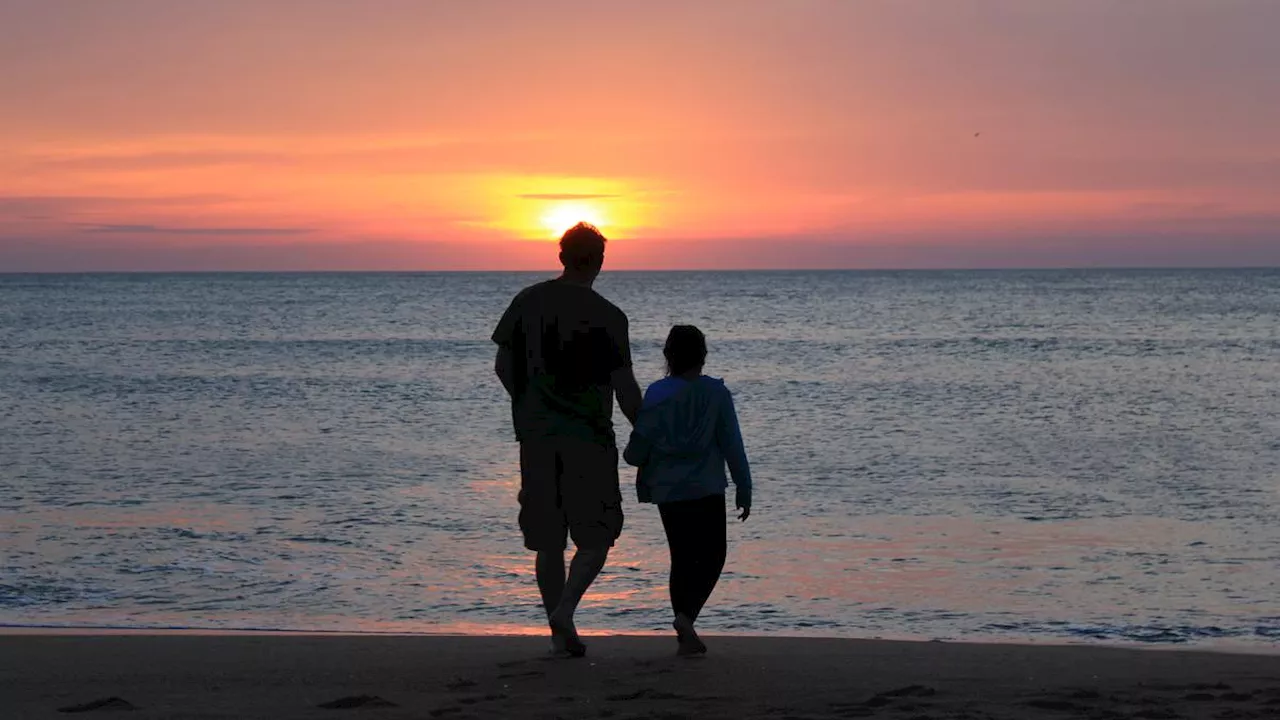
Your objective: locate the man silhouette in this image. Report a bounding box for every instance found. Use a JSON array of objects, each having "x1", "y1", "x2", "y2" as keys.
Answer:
[{"x1": 492, "y1": 222, "x2": 642, "y2": 657}]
